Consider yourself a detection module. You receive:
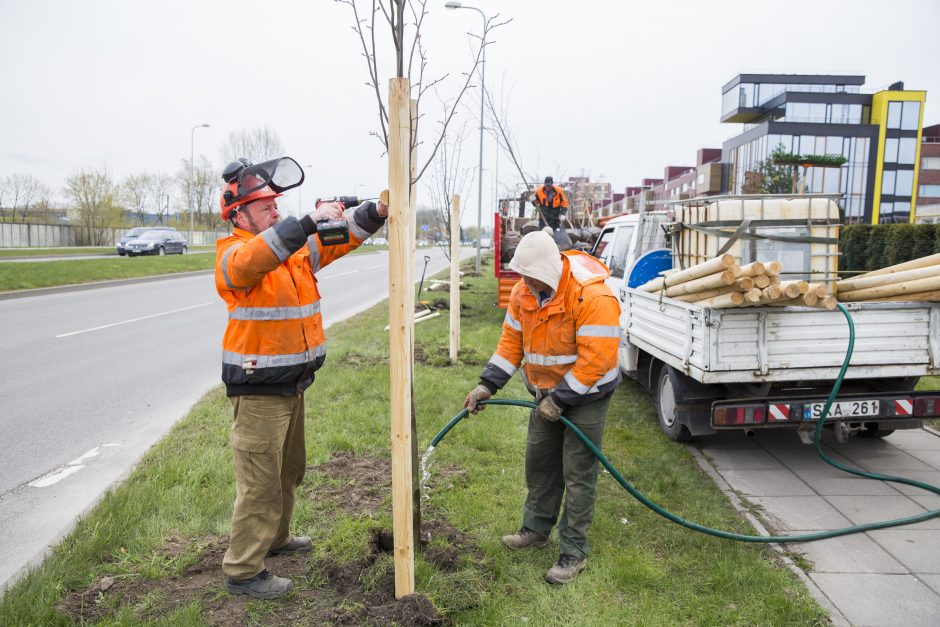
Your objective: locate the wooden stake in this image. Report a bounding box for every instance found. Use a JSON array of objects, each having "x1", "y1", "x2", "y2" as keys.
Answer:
[
  {"x1": 736, "y1": 261, "x2": 766, "y2": 278},
  {"x1": 735, "y1": 277, "x2": 755, "y2": 291},
  {"x1": 449, "y1": 195, "x2": 461, "y2": 363},
  {"x1": 807, "y1": 282, "x2": 828, "y2": 297},
  {"x1": 387, "y1": 77, "x2": 414, "y2": 598},
  {"x1": 638, "y1": 254, "x2": 735, "y2": 292},
  {"x1": 408, "y1": 98, "x2": 421, "y2": 553},
  {"x1": 752, "y1": 274, "x2": 771, "y2": 289},
  {"x1": 763, "y1": 260, "x2": 782, "y2": 276},
  {"x1": 778, "y1": 280, "x2": 808, "y2": 298},
  {"x1": 853, "y1": 252, "x2": 940, "y2": 279},
  {"x1": 837, "y1": 263, "x2": 940, "y2": 293},
  {"x1": 696, "y1": 291, "x2": 745, "y2": 308},
  {"x1": 837, "y1": 274, "x2": 940, "y2": 301},
  {"x1": 664, "y1": 269, "x2": 737, "y2": 297},
  {"x1": 863, "y1": 289, "x2": 940, "y2": 302}
]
